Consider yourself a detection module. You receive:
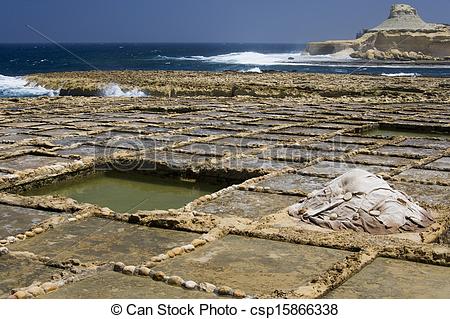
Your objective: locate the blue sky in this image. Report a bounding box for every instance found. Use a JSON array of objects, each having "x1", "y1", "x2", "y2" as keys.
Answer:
[{"x1": 1, "y1": 0, "x2": 449, "y2": 43}]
